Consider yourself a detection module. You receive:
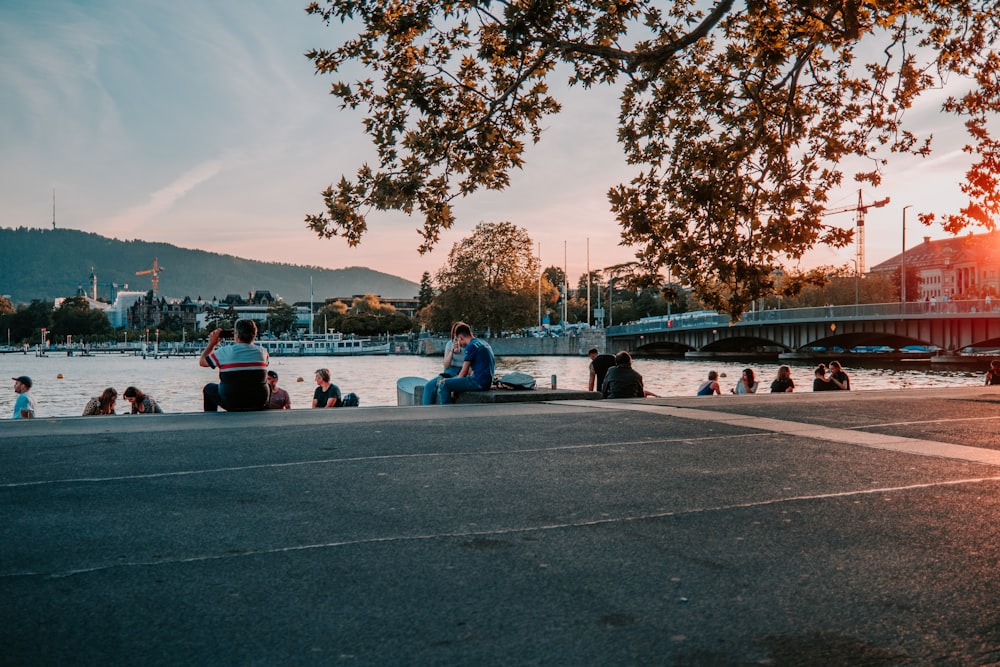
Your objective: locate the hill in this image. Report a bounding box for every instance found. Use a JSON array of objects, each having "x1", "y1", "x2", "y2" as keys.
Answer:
[{"x1": 0, "y1": 227, "x2": 420, "y2": 305}]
